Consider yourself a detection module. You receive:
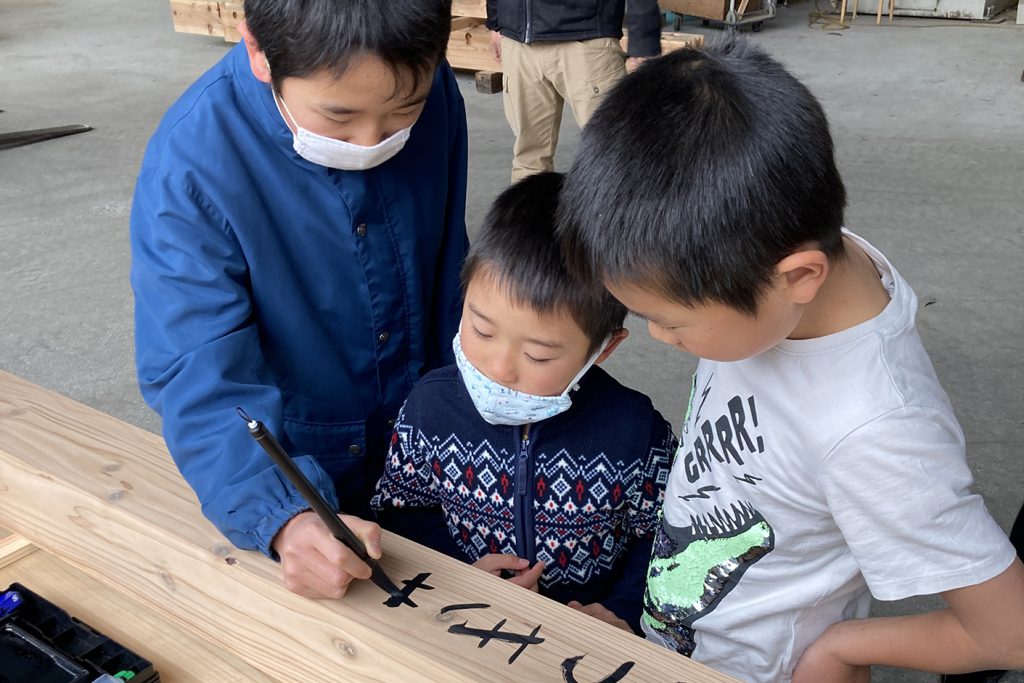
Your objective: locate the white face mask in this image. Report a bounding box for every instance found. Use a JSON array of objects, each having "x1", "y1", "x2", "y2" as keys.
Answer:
[
  {"x1": 271, "y1": 89, "x2": 412, "y2": 171},
  {"x1": 453, "y1": 332, "x2": 608, "y2": 426}
]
